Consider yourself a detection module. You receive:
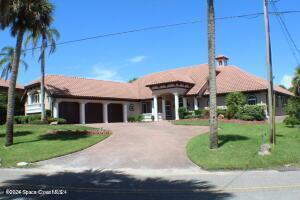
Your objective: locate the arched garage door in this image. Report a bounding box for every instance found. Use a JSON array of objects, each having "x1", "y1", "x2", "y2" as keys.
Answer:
[
  {"x1": 59, "y1": 102, "x2": 80, "y2": 124},
  {"x1": 108, "y1": 103, "x2": 123, "y2": 123},
  {"x1": 85, "y1": 103, "x2": 103, "y2": 123}
]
